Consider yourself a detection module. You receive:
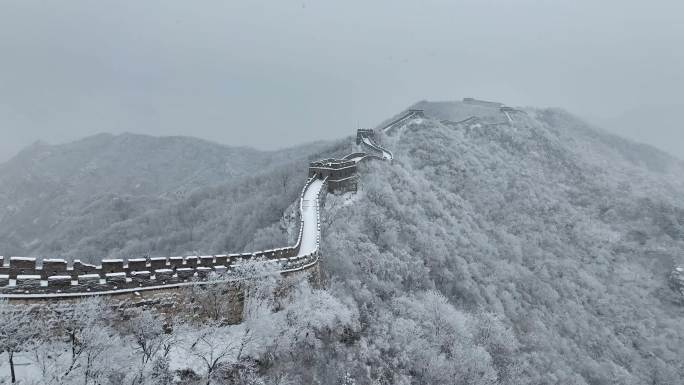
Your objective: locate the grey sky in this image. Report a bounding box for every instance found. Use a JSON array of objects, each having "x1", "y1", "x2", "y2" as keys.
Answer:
[{"x1": 1, "y1": 0, "x2": 682, "y2": 161}]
